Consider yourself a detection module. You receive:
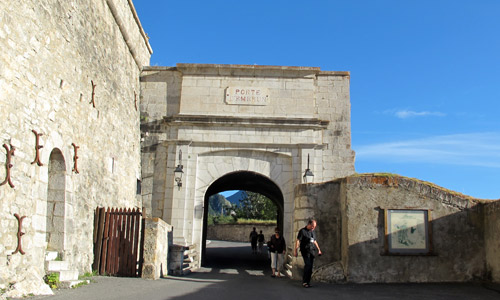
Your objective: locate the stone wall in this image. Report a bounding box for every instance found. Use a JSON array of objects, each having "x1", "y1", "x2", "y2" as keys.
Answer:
[
  {"x1": 343, "y1": 174, "x2": 485, "y2": 283},
  {"x1": 0, "y1": 0, "x2": 151, "y2": 297},
  {"x1": 207, "y1": 224, "x2": 277, "y2": 242},
  {"x1": 292, "y1": 174, "x2": 495, "y2": 283},
  {"x1": 484, "y1": 199, "x2": 500, "y2": 282}
]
